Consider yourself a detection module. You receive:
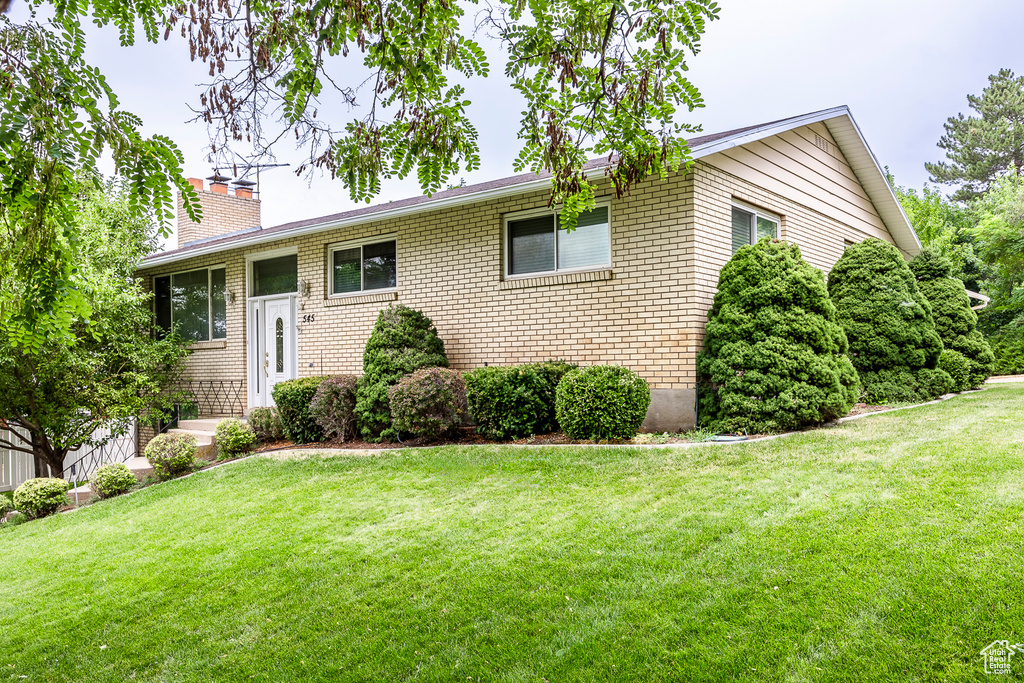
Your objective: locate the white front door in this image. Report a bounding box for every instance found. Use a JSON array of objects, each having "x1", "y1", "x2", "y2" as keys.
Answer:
[{"x1": 249, "y1": 296, "x2": 297, "y2": 407}]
